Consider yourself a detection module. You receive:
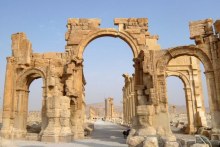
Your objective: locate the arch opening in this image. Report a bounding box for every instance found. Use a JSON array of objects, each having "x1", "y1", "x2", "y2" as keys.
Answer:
[
  {"x1": 166, "y1": 76, "x2": 191, "y2": 134},
  {"x1": 164, "y1": 54, "x2": 212, "y2": 135},
  {"x1": 83, "y1": 36, "x2": 134, "y2": 124},
  {"x1": 27, "y1": 78, "x2": 43, "y2": 134},
  {"x1": 14, "y1": 68, "x2": 46, "y2": 137}
]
